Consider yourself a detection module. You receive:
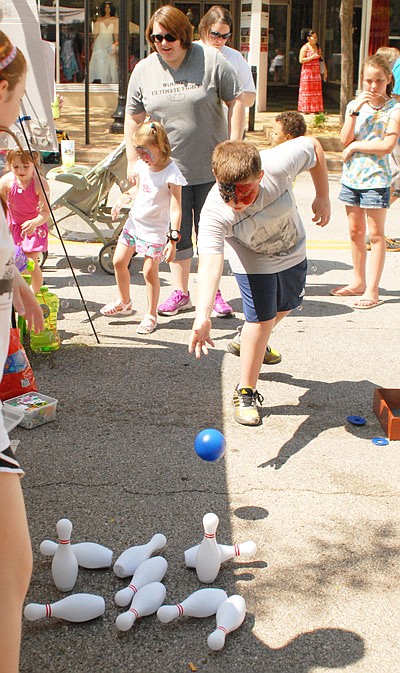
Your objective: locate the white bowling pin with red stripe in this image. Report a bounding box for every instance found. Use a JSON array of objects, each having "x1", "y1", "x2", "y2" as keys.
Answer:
[
  {"x1": 157, "y1": 588, "x2": 227, "y2": 623},
  {"x1": 51, "y1": 519, "x2": 79, "y2": 591},
  {"x1": 207, "y1": 594, "x2": 246, "y2": 650},
  {"x1": 115, "y1": 582, "x2": 166, "y2": 631},
  {"x1": 195, "y1": 513, "x2": 220, "y2": 583},
  {"x1": 184, "y1": 540, "x2": 257, "y2": 568},
  {"x1": 115, "y1": 556, "x2": 168, "y2": 607},
  {"x1": 40, "y1": 539, "x2": 113, "y2": 569},
  {"x1": 24, "y1": 594, "x2": 105, "y2": 622},
  {"x1": 113, "y1": 533, "x2": 167, "y2": 578}
]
